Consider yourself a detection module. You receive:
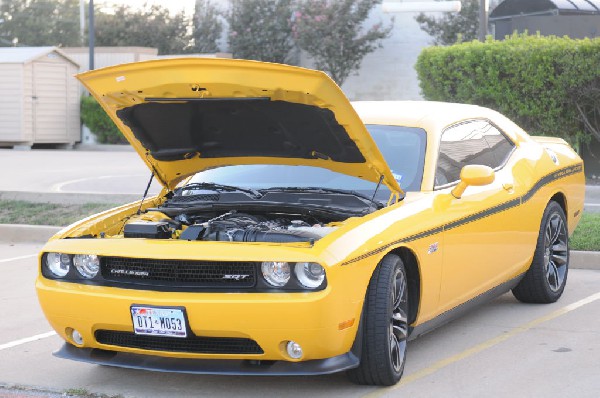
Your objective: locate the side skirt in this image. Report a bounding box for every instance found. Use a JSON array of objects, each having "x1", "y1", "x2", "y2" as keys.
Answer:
[{"x1": 408, "y1": 273, "x2": 524, "y2": 341}]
